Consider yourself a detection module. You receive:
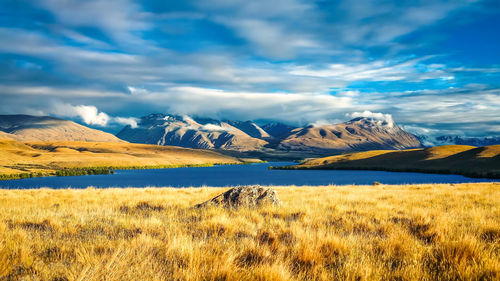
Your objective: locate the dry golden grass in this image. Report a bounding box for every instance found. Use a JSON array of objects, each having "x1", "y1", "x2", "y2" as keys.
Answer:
[
  {"x1": 0, "y1": 139, "x2": 241, "y2": 177},
  {"x1": 1, "y1": 183, "x2": 499, "y2": 280}
]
